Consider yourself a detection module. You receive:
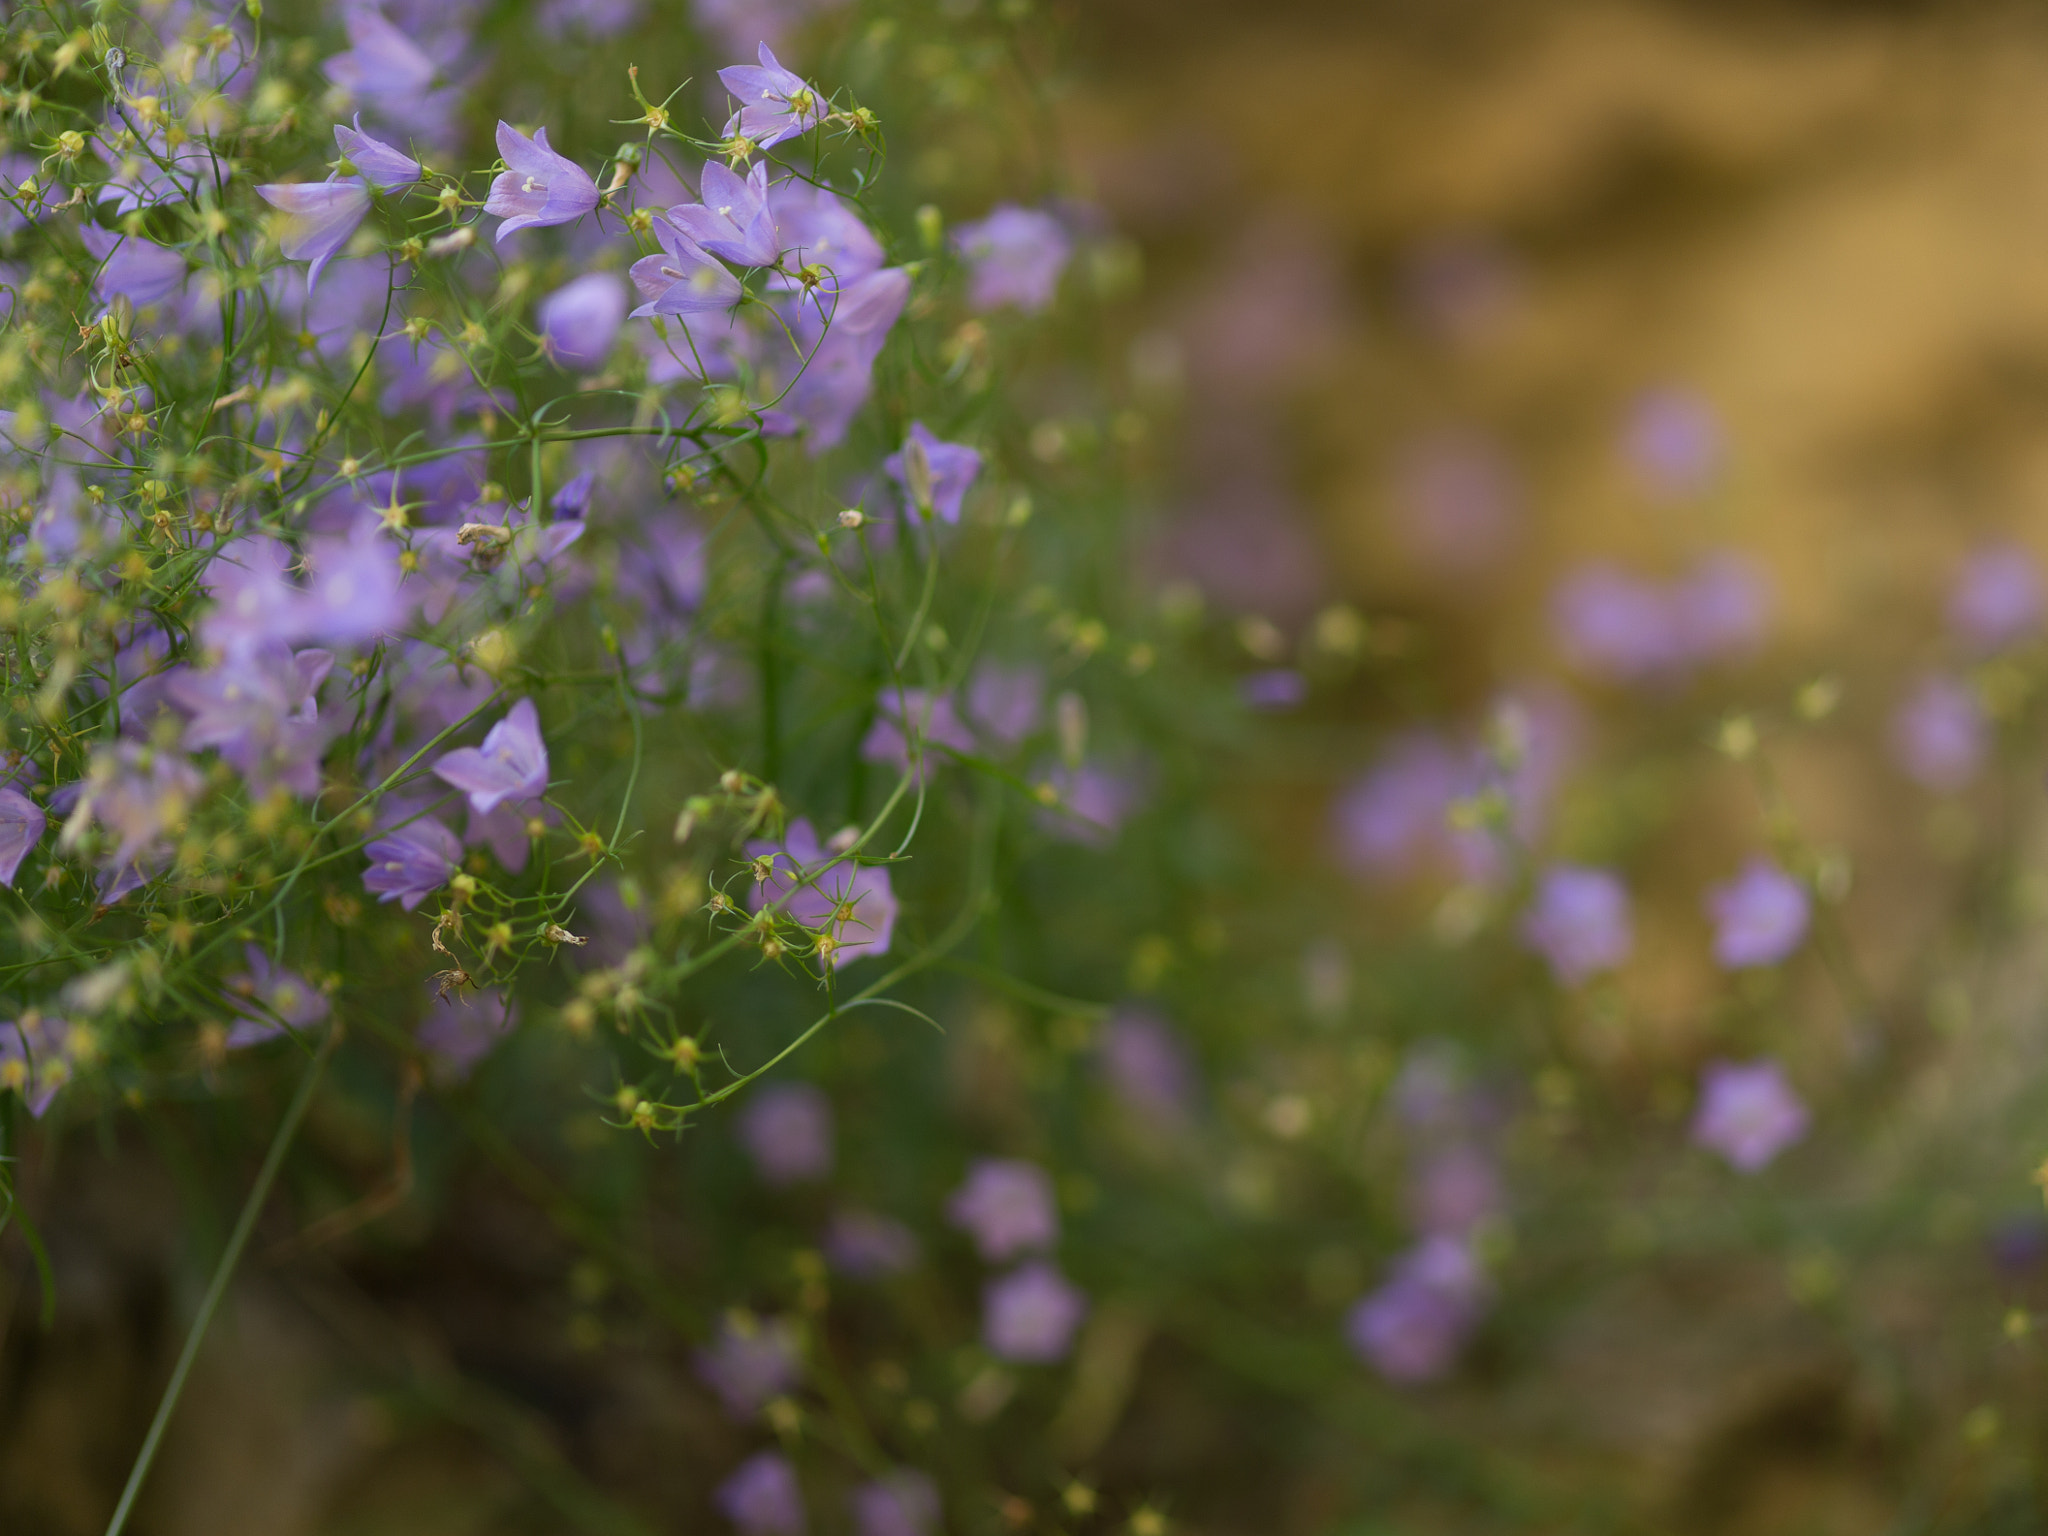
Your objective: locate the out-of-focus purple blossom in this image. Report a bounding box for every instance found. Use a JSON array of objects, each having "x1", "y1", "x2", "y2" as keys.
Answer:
[
  {"x1": 697, "y1": 1313, "x2": 803, "y2": 1419},
  {"x1": 719, "y1": 44, "x2": 827, "y2": 149},
  {"x1": 862, "y1": 689, "x2": 974, "y2": 773},
  {"x1": 539, "y1": 0, "x2": 642, "y2": 40},
  {"x1": 1522, "y1": 865, "x2": 1632, "y2": 985},
  {"x1": 1158, "y1": 481, "x2": 1324, "y2": 623},
  {"x1": 323, "y1": 7, "x2": 442, "y2": 125},
  {"x1": 1100, "y1": 1007, "x2": 1196, "y2": 1126},
  {"x1": 1691, "y1": 1058, "x2": 1808, "y2": 1172},
  {"x1": 63, "y1": 741, "x2": 202, "y2": 879},
  {"x1": 1553, "y1": 565, "x2": 1682, "y2": 681},
  {"x1": 744, "y1": 817, "x2": 897, "y2": 967},
  {"x1": 1346, "y1": 1235, "x2": 1487, "y2": 1383},
  {"x1": 1624, "y1": 387, "x2": 1723, "y2": 501},
  {"x1": 539, "y1": 272, "x2": 628, "y2": 370},
  {"x1": 983, "y1": 1262, "x2": 1087, "y2": 1364},
  {"x1": 1988, "y1": 1214, "x2": 2048, "y2": 1275},
  {"x1": 966, "y1": 662, "x2": 1042, "y2": 748},
  {"x1": 0, "y1": 1014, "x2": 74, "y2": 1118},
  {"x1": 1035, "y1": 761, "x2": 1138, "y2": 849},
  {"x1": 624, "y1": 513, "x2": 708, "y2": 617},
  {"x1": 1390, "y1": 1043, "x2": 1483, "y2": 1137},
  {"x1": 696, "y1": 0, "x2": 848, "y2": 57},
  {"x1": 884, "y1": 422, "x2": 981, "y2": 524},
  {"x1": 433, "y1": 699, "x2": 548, "y2": 814},
  {"x1": 257, "y1": 181, "x2": 371, "y2": 291},
  {"x1": 1240, "y1": 669, "x2": 1307, "y2": 711},
  {"x1": 418, "y1": 985, "x2": 515, "y2": 1083},
  {"x1": 301, "y1": 518, "x2": 413, "y2": 646},
  {"x1": 762, "y1": 265, "x2": 910, "y2": 451},
  {"x1": 1892, "y1": 672, "x2": 1986, "y2": 791},
  {"x1": 850, "y1": 1472, "x2": 939, "y2": 1536},
  {"x1": 1705, "y1": 858, "x2": 1809, "y2": 970},
  {"x1": 79, "y1": 224, "x2": 184, "y2": 309},
  {"x1": 166, "y1": 643, "x2": 335, "y2": 799},
  {"x1": 486, "y1": 122, "x2": 599, "y2": 241},
  {"x1": 717, "y1": 1451, "x2": 806, "y2": 1536},
  {"x1": 824, "y1": 1210, "x2": 920, "y2": 1278},
  {"x1": 738, "y1": 1081, "x2": 834, "y2": 1186},
  {"x1": 362, "y1": 814, "x2": 461, "y2": 910},
  {"x1": 948, "y1": 1158, "x2": 1057, "y2": 1261},
  {"x1": 671, "y1": 159, "x2": 781, "y2": 268},
  {"x1": 224, "y1": 945, "x2": 330, "y2": 1049},
  {"x1": 953, "y1": 205, "x2": 1070, "y2": 314},
  {"x1": 334, "y1": 114, "x2": 422, "y2": 188},
  {"x1": 1949, "y1": 543, "x2": 2043, "y2": 654},
  {"x1": 1333, "y1": 731, "x2": 1508, "y2": 886},
  {"x1": 1408, "y1": 1144, "x2": 1502, "y2": 1238},
  {"x1": 769, "y1": 177, "x2": 884, "y2": 300},
  {"x1": 1672, "y1": 553, "x2": 1768, "y2": 659},
  {"x1": 1392, "y1": 430, "x2": 1521, "y2": 578},
  {"x1": 0, "y1": 787, "x2": 45, "y2": 887},
  {"x1": 632, "y1": 216, "x2": 745, "y2": 317}
]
